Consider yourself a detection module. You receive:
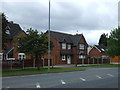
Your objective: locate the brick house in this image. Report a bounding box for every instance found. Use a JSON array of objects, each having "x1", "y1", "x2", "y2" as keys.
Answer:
[
  {"x1": 1, "y1": 21, "x2": 31, "y2": 60},
  {"x1": 88, "y1": 45, "x2": 109, "y2": 64},
  {"x1": 43, "y1": 30, "x2": 88, "y2": 65}
]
